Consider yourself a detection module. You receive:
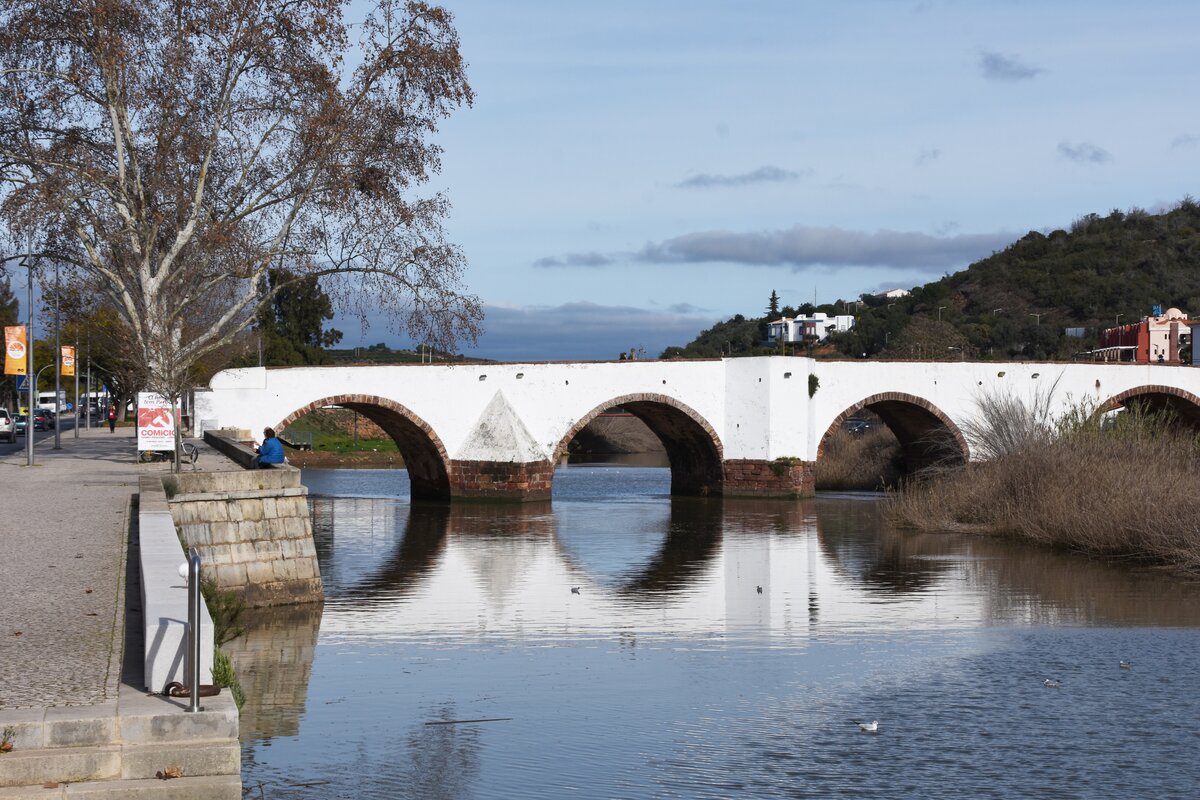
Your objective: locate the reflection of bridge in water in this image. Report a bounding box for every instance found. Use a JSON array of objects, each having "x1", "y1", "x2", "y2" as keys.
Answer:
[{"x1": 232, "y1": 492, "x2": 1200, "y2": 742}]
